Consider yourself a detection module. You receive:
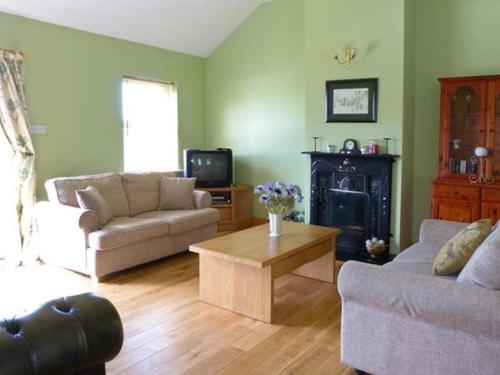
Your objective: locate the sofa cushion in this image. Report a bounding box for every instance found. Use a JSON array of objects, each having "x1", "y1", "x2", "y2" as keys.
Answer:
[
  {"x1": 391, "y1": 242, "x2": 440, "y2": 264},
  {"x1": 136, "y1": 208, "x2": 219, "y2": 235},
  {"x1": 158, "y1": 177, "x2": 196, "y2": 210},
  {"x1": 88, "y1": 217, "x2": 169, "y2": 250},
  {"x1": 432, "y1": 219, "x2": 492, "y2": 275},
  {"x1": 76, "y1": 186, "x2": 114, "y2": 228},
  {"x1": 384, "y1": 260, "x2": 457, "y2": 281},
  {"x1": 458, "y1": 223, "x2": 500, "y2": 290},
  {"x1": 385, "y1": 242, "x2": 457, "y2": 280},
  {"x1": 121, "y1": 172, "x2": 176, "y2": 216},
  {"x1": 46, "y1": 174, "x2": 130, "y2": 217}
]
